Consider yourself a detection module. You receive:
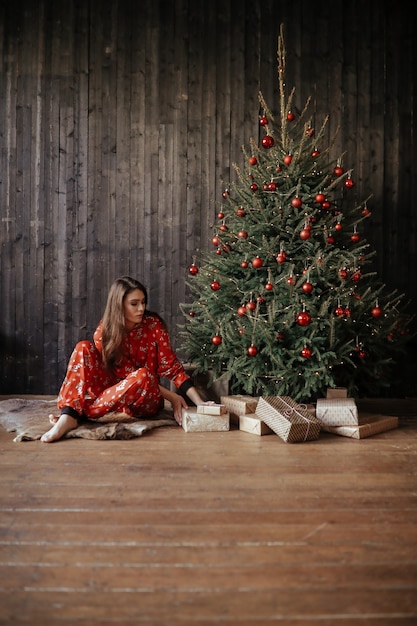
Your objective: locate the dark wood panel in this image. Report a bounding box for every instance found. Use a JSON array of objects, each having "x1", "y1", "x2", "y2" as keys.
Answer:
[{"x1": 0, "y1": 0, "x2": 416, "y2": 393}]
